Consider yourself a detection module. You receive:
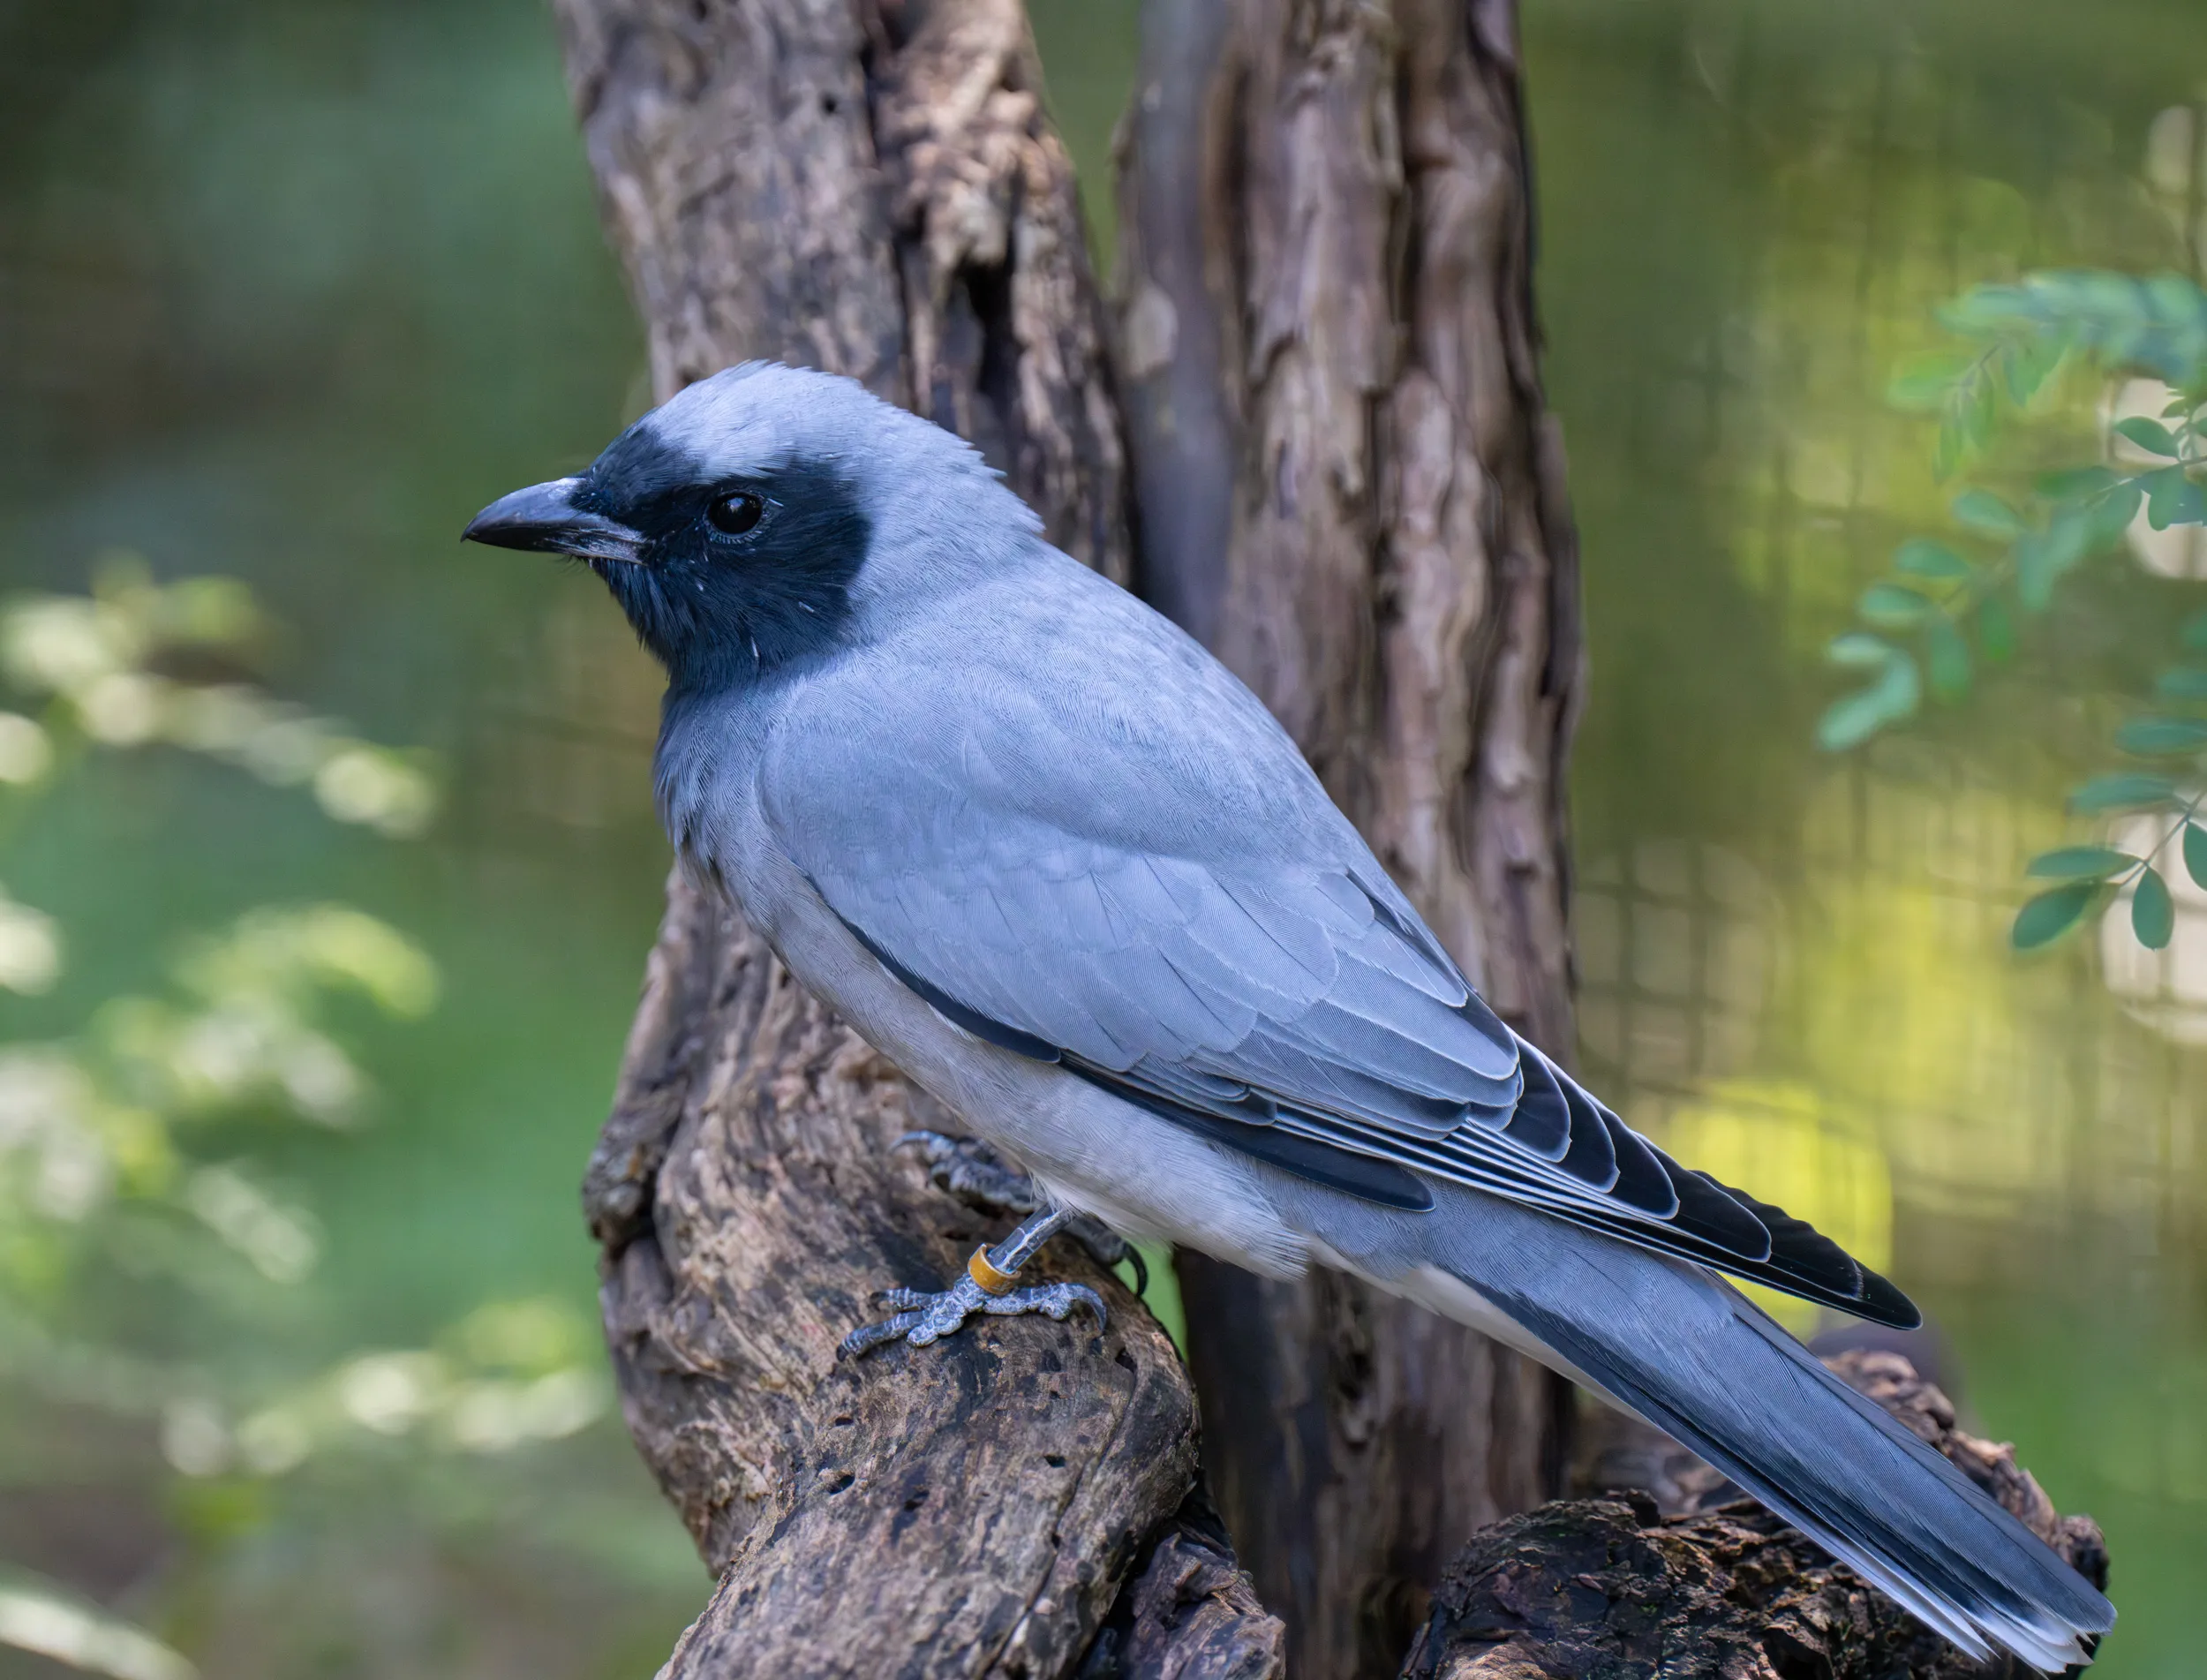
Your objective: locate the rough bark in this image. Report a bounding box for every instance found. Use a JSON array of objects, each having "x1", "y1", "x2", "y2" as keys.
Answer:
[
  {"x1": 554, "y1": 4, "x2": 1276, "y2": 1674},
  {"x1": 554, "y1": 0, "x2": 1132, "y2": 582},
  {"x1": 1400, "y1": 1353, "x2": 2111, "y2": 1680},
  {"x1": 1114, "y1": 3, "x2": 1584, "y2": 1671}
]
